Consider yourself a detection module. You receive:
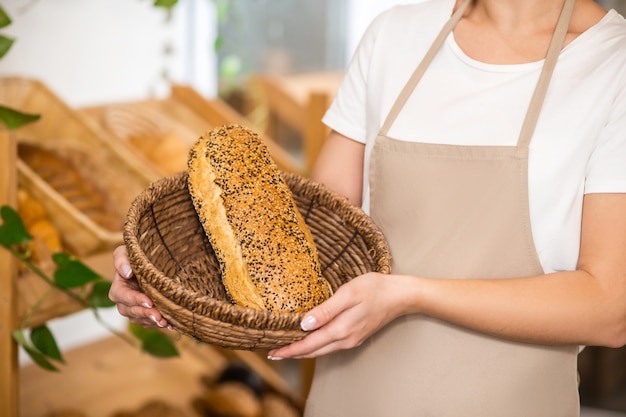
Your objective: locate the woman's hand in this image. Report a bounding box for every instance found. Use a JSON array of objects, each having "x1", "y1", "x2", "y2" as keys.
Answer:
[
  {"x1": 109, "y1": 245, "x2": 169, "y2": 329},
  {"x1": 267, "y1": 272, "x2": 419, "y2": 360}
]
